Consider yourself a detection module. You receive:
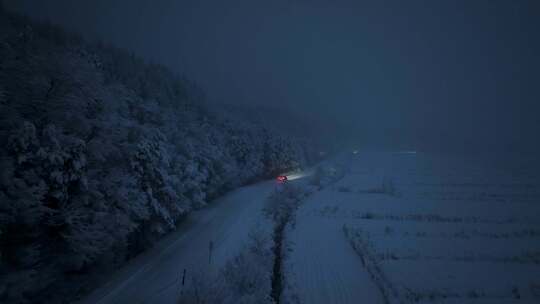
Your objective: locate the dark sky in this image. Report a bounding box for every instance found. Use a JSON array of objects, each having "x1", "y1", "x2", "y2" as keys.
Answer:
[{"x1": 6, "y1": 0, "x2": 540, "y2": 153}]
